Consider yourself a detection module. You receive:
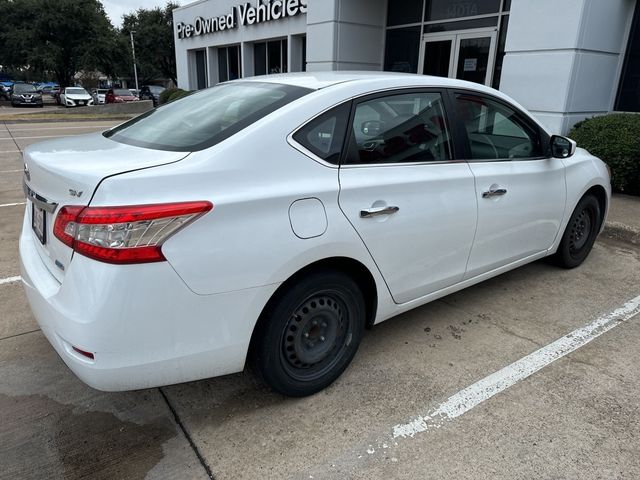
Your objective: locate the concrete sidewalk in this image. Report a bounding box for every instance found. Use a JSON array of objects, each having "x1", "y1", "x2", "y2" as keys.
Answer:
[{"x1": 605, "y1": 194, "x2": 640, "y2": 245}]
